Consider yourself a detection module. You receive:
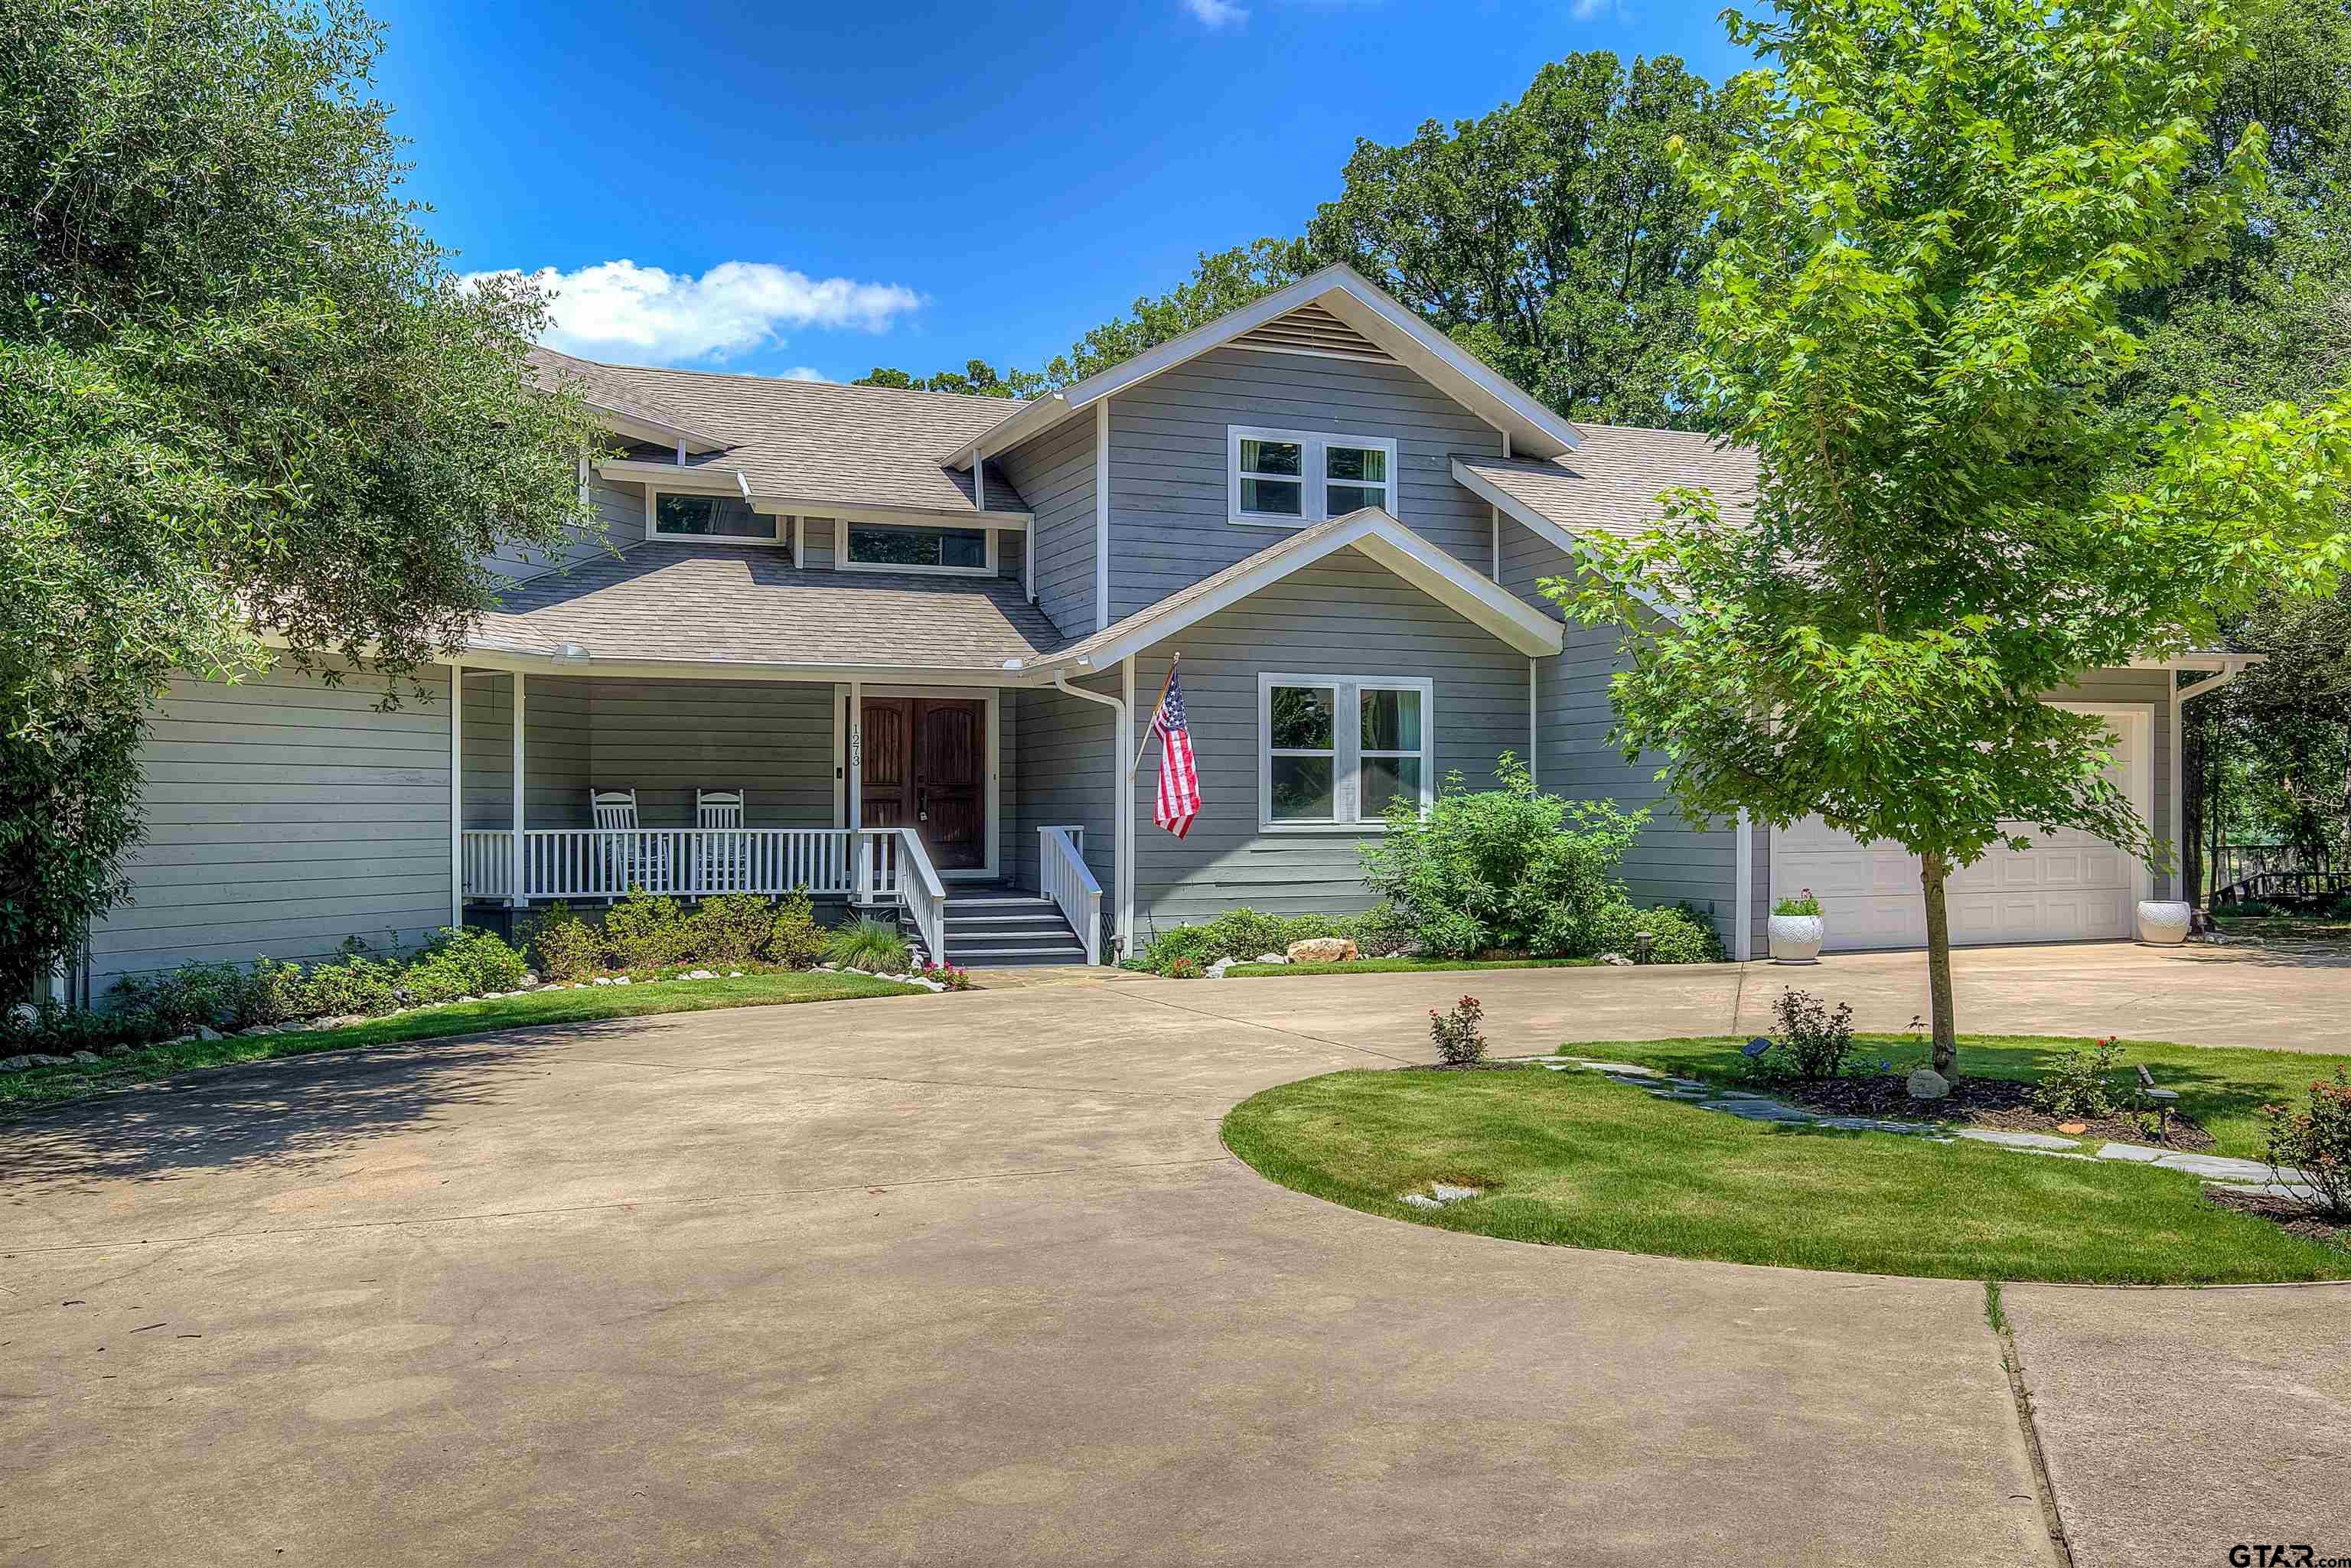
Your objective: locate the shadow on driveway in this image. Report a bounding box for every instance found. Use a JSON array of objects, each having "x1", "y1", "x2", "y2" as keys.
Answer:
[{"x1": 0, "y1": 1019, "x2": 661, "y2": 1192}]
